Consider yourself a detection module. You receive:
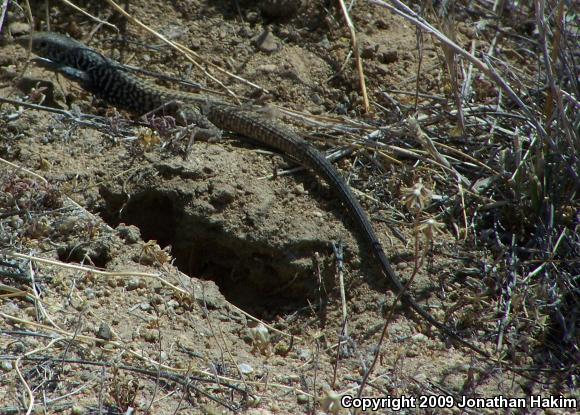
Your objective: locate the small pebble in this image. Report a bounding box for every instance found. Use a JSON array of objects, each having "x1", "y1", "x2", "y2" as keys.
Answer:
[
  {"x1": 238, "y1": 363, "x2": 253, "y2": 374},
  {"x1": 296, "y1": 393, "x2": 309, "y2": 404},
  {"x1": 379, "y1": 50, "x2": 398, "y2": 64},
  {"x1": 255, "y1": 30, "x2": 280, "y2": 53},
  {"x1": 9, "y1": 22, "x2": 30, "y2": 36},
  {"x1": 1, "y1": 360, "x2": 13, "y2": 371},
  {"x1": 126, "y1": 278, "x2": 142, "y2": 291},
  {"x1": 412, "y1": 333, "x2": 428, "y2": 343},
  {"x1": 361, "y1": 43, "x2": 377, "y2": 59},
  {"x1": 318, "y1": 35, "x2": 331, "y2": 49},
  {"x1": 96, "y1": 322, "x2": 113, "y2": 341},
  {"x1": 292, "y1": 184, "x2": 305, "y2": 195},
  {"x1": 311, "y1": 93, "x2": 323, "y2": 105},
  {"x1": 116, "y1": 224, "x2": 141, "y2": 244},
  {"x1": 297, "y1": 348, "x2": 312, "y2": 361},
  {"x1": 210, "y1": 183, "x2": 236, "y2": 205},
  {"x1": 246, "y1": 11, "x2": 260, "y2": 24},
  {"x1": 257, "y1": 64, "x2": 278, "y2": 73}
]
